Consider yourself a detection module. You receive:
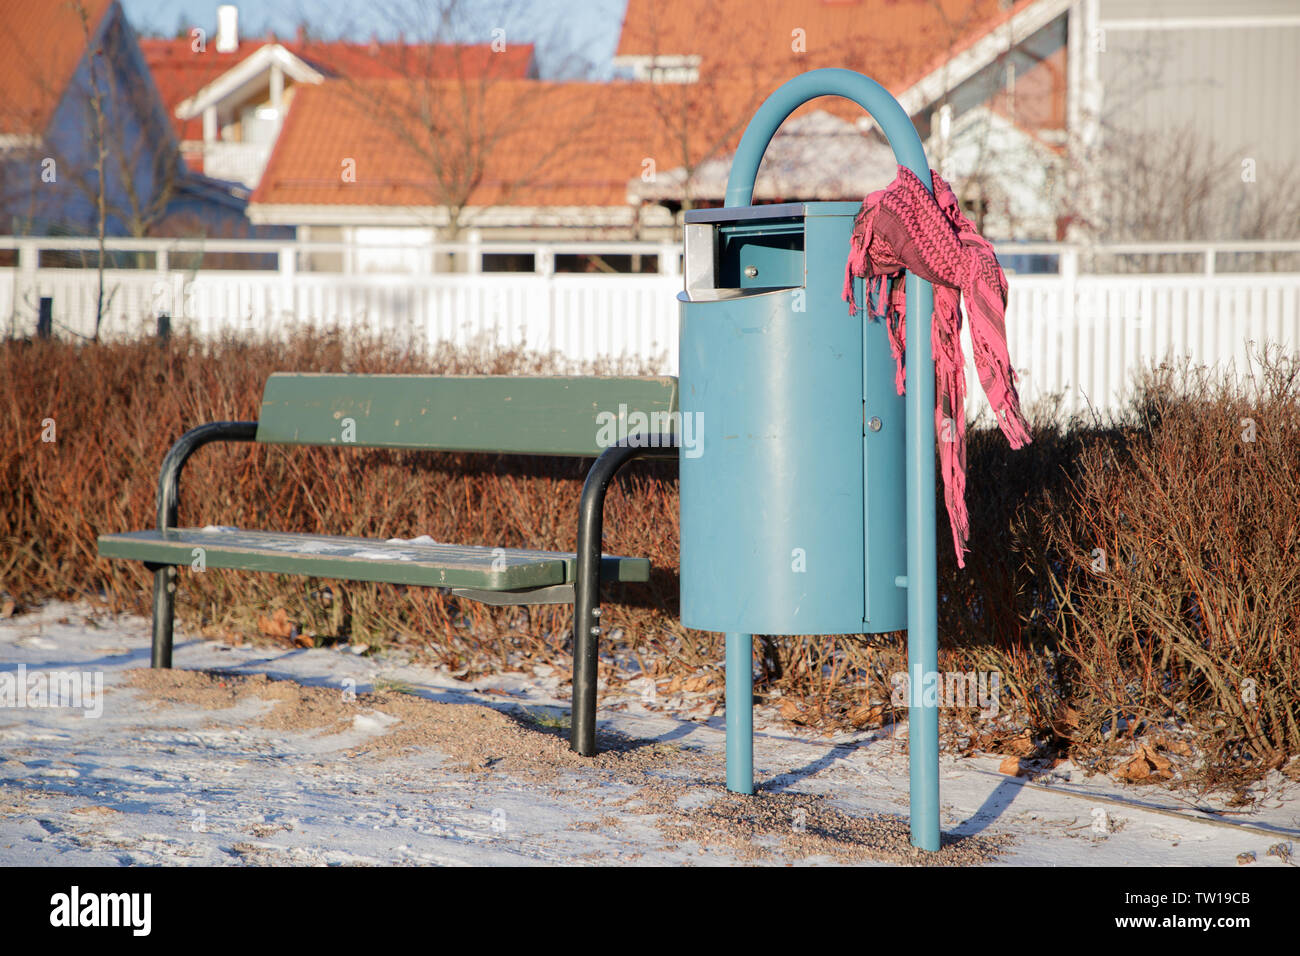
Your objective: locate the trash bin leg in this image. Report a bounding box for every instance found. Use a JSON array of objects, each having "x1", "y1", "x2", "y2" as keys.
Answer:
[{"x1": 726, "y1": 632, "x2": 754, "y2": 794}]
